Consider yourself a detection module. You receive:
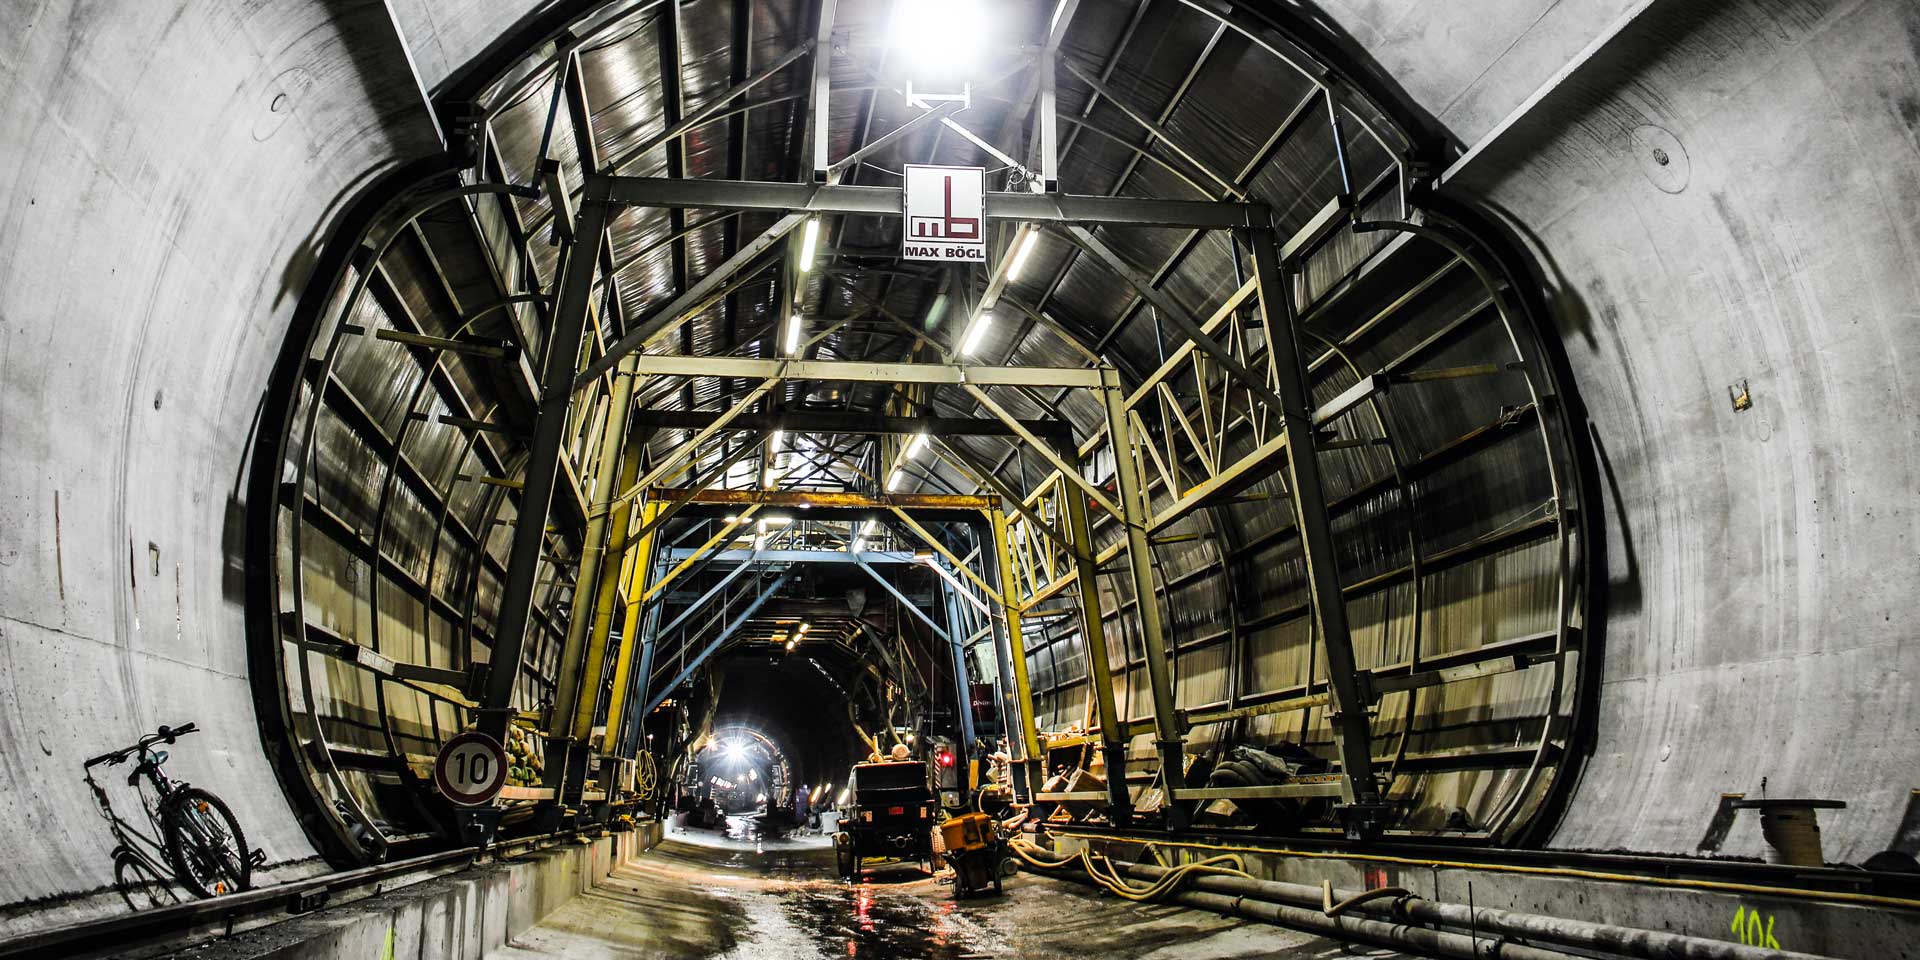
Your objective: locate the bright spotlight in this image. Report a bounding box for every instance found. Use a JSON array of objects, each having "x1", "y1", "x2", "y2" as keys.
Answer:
[
  {"x1": 798, "y1": 218, "x2": 820, "y2": 271},
  {"x1": 722, "y1": 741, "x2": 746, "y2": 762},
  {"x1": 960, "y1": 312, "x2": 992, "y2": 356},
  {"x1": 1006, "y1": 228, "x2": 1039, "y2": 281},
  {"x1": 889, "y1": 0, "x2": 986, "y2": 79}
]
